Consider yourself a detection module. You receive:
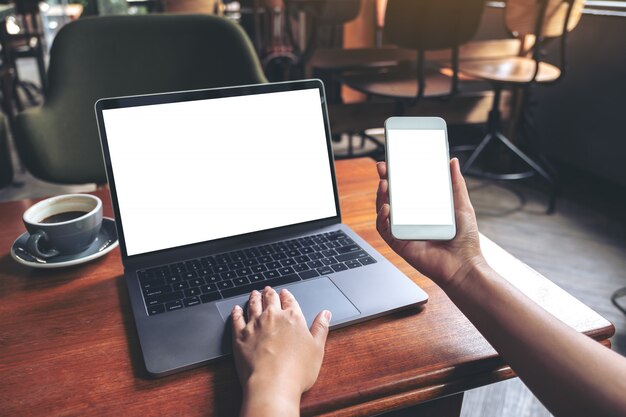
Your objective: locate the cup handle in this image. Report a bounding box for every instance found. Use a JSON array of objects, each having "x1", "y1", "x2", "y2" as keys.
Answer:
[{"x1": 26, "y1": 230, "x2": 60, "y2": 259}]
